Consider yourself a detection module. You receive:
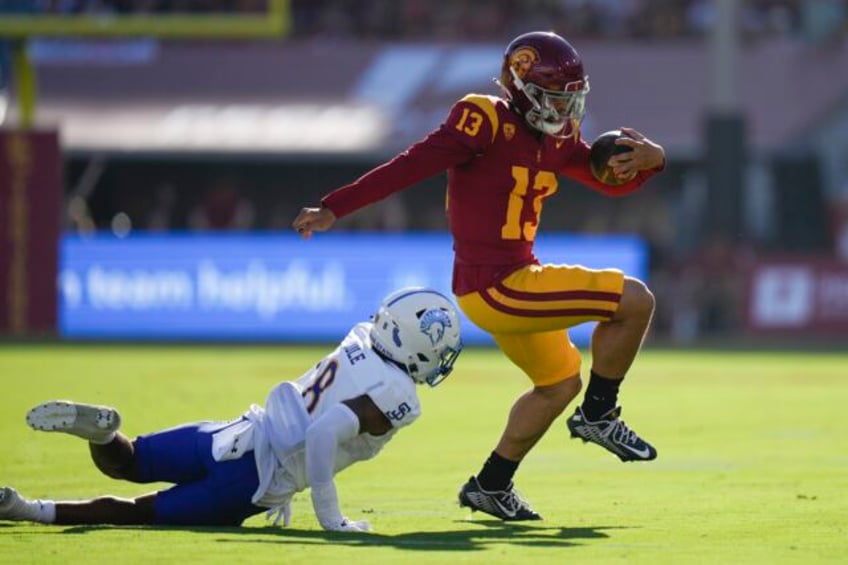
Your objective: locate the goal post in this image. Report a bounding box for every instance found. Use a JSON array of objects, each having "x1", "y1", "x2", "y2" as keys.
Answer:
[
  {"x1": 0, "y1": 0, "x2": 289, "y2": 39},
  {"x1": 1, "y1": 0, "x2": 290, "y2": 127}
]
